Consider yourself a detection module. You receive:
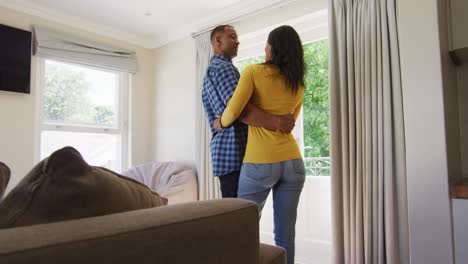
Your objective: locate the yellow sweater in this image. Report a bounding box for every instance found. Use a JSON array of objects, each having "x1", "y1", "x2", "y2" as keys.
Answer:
[{"x1": 221, "y1": 64, "x2": 304, "y2": 163}]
